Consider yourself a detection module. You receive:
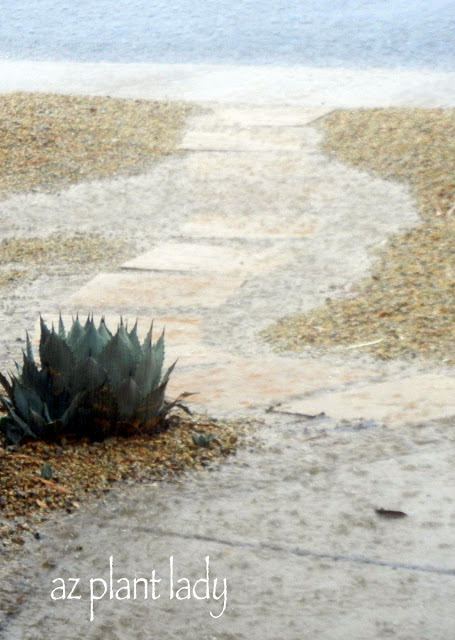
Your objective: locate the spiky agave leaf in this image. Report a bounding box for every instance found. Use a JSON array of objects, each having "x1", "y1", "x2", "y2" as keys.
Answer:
[
  {"x1": 97, "y1": 326, "x2": 136, "y2": 388},
  {"x1": 97, "y1": 317, "x2": 112, "y2": 344},
  {"x1": 38, "y1": 316, "x2": 52, "y2": 362},
  {"x1": 0, "y1": 387, "x2": 38, "y2": 439},
  {"x1": 152, "y1": 328, "x2": 165, "y2": 365},
  {"x1": 20, "y1": 351, "x2": 41, "y2": 391},
  {"x1": 135, "y1": 381, "x2": 168, "y2": 424},
  {"x1": 72, "y1": 316, "x2": 109, "y2": 362},
  {"x1": 66, "y1": 315, "x2": 85, "y2": 350},
  {"x1": 25, "y1": 331, "x2": 34, "y2": 362},
  {"x1": 133, "y1": 336, "x2": 164, "y2": 401},
  {"x1": 58, "y1": 314, "x2": 66, "y2": 340},
  {"x1": 39, "y1": 329, "x2": 76, "y2": 395},
  {"x1": 12, "y1": 378, "x2": 46, "y2": 423},
  {"x1": 0, "y1": 397, "x2": 36, "y2": 442},
  {"x1": 134, "y1": 360, "x2": 177, "y2": 423},
  {"x1": 127, "y1": 320, "x2": 142, "y2": 363},
  {"x1": 0, "y1": 370, "x2": 13, "y2": 397},
  {"x1": 67, "y1": 357, "x2": 107, "y2": 397},
  {"x1": 117, "y1": 321, "x2": 138, "y2": 360},
  {"x1": 116, "y1": 375, "x2": 140, "y2": 420}
]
